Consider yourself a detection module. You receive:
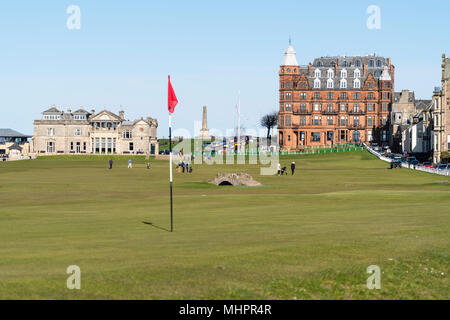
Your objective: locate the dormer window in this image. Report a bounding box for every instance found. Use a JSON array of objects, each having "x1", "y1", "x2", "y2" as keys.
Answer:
[
  {"x1": 314, "y1": 79, "x2": 321, "y2": 88},
  {"x1": 369, "y1": 60, "x2": 374, "y2": 67},
  {"x1": 74, "y1": 115, "x2": 86, "y2": 120},
  {"x1": 317, "y1": 61, "x2": 323, "y2": 67},
  {"x1": 355, "y1": 60, "x2": 361, "y2": 67},
  {"x1": 314, "y1": 69, "x2": 321, "y2": 78},
  {"x1": 327, "y1": 69, "x2": 334, "y2": 78},
  {"x1": 341, "y1": 69, "x2": 347, "y2": 78},
  {"x1": 327, "y1": 79, "x2": 334, "y2": 89},
  {"x1": 342, "y1": 61, "x2": 348, "y2": 67},
  {"x1": 376, "y1": 60, "x2": 382, "y2": 67}
]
